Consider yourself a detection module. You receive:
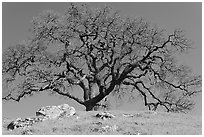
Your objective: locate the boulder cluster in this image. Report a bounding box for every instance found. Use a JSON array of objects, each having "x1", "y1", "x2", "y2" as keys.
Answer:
[
  {"x1": 7, "y1": 104, "x2": 117, "y2": 131},
  {"x1": 7, "y1": 104, "x2": 76, "y2": 130},
  {"x1": 7, "y1": 117, "x2": 46, "y2": 130},
  {"x1": 95, "y1": 111, "x2": 115, "y2": 120}
]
